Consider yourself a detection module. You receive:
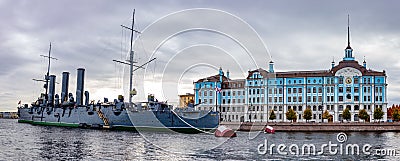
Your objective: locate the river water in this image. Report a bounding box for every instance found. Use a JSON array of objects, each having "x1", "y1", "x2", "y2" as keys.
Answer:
[{"x1": 1, "y1": 119, "x2": 399, "y2": 160}]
